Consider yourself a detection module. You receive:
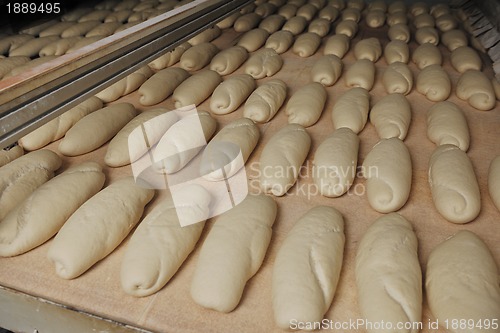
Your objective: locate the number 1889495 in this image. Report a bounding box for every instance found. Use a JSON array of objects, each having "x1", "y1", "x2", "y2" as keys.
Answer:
[{"x1": 6, "y1": 3, "x2": 61, "y2": 14}]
